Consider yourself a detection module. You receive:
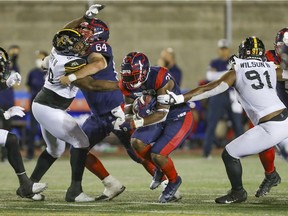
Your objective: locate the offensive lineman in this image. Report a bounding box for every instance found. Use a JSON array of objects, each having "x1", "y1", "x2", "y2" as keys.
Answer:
[
  {"x1": 0, "y1": 47, "x2": 47, "y2": 198},
  {"x1": 157, "y1": 36, "x2": 288, "y2": 203}
]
